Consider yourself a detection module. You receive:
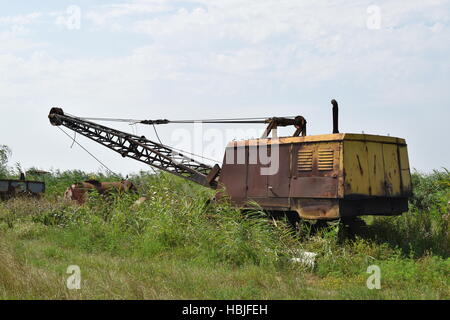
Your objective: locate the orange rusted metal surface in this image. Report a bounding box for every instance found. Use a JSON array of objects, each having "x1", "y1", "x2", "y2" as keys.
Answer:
[
  {"x1": 217, "y1": 133, "x2": 411, "y2": 220},
  {"x1": 64, "y1": 180, "x2": 137, "y2": 204}
]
